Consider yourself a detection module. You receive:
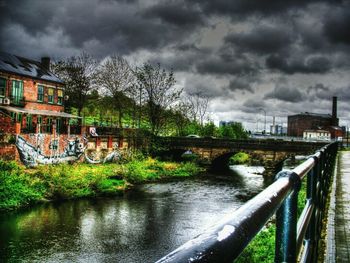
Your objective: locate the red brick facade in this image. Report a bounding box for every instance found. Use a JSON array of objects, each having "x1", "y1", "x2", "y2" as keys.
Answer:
[
  {"x1": 0, "y1": 143, "x2": 17, "y2": 161},
  {"x1": 0, "y1": 111, "x2": 15, "y2": 133},
  {"x1": 0, "y1": 72, "x2": 64, "y2": 112}
]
